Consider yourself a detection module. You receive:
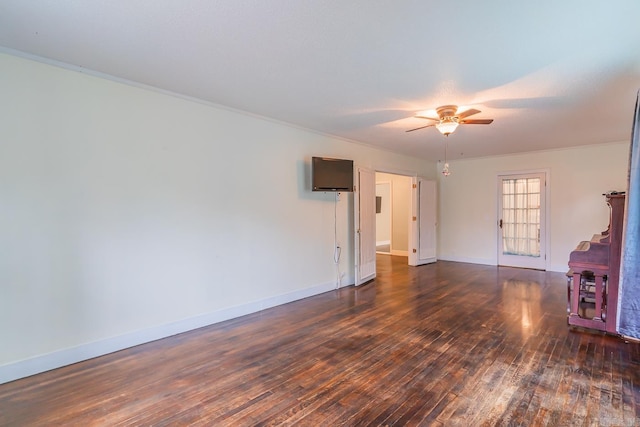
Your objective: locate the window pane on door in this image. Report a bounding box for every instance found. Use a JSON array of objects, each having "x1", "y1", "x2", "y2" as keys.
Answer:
[{"x1": 501, "y1": 177, "x2": 541, "y2": 257}]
